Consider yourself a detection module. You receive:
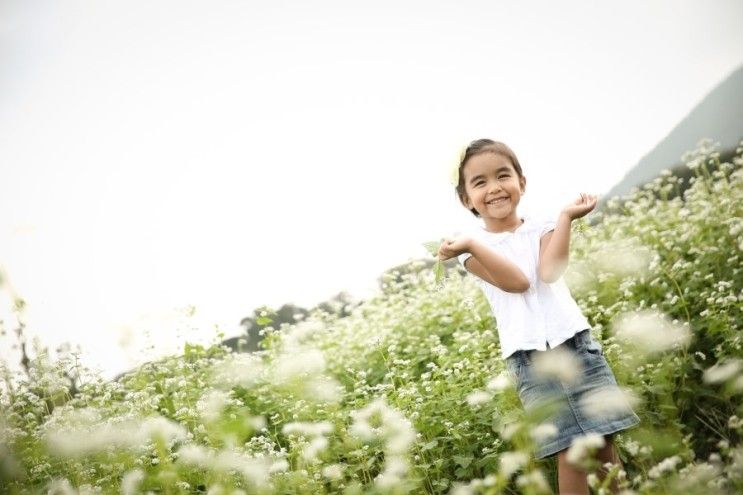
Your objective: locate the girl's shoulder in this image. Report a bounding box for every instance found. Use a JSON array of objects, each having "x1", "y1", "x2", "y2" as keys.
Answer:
[{"x1": 523, "y1": 216, "x2": 558, "y2": 238}]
